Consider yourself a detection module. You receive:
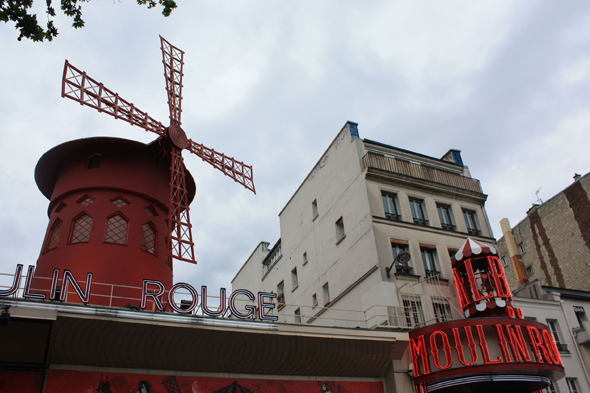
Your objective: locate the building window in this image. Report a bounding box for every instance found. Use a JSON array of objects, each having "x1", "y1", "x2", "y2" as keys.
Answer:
[
  {"x1": 70, "y1": 213, "x2": 93, "y2": 244},
  {"x1": 312, "y1": 199, "x2": 318, "y2": 220},
  {"x1": 448, "y1": 248, "x2": 458, "y2": 259},
  {"x1": 392, "y1": 241, "x2": 411, "y2": 274},
  {"x1": 263, "y1": 242, "x2": 283, "y2": 274},
  {"x1": 110, "y1": 196, "x2": 130, "y2": 207},
  {"x1": 402, "y1": 294, "x2": 424, "y2": 328},
  {"x1": 105, "y1": 213, "x2": 129, "y2": 244},
  {"x1": 87, "y1": 154, "x2": 102, "y2": 169},
  {"x1": 291, "y1": 267, "x2": 298, "y2": 290},
  {"x1": 501, "y1": 256, "x2": 508, "y2": 267},
  {"x1": 547, "y1": 320, "x2": 569, "y2": 353},
  {"x1": 518, "y1": 243, "x2": 526, "y2": 254},
  {"x1": 433, "y1": 298, "x2": 452, "y2": 322},
  {"x1": 421, "y1": 247, "x2": 439, "y2": 277},
  {"x1": 463, "y1": 209, "x2": 481, "y2": 236},
  {"x1": 76, "y1": 194, "x2": 95, "y2": 206},
  {"x1": 382, "y1": 192, "x2": 401, "y2": 221},
  {"x1": 567, "y1": 378, "x2": 579, "y2": 393},
  {"x1": 277, "y1": 281, "x2": 285, "y2": 310},
  {"x1": 294, "y1": 308, "x2": 302, "y2": 324},
  {"x1": 144, "y1": 205, "x2": 158, "y2": 216},
  {"x1": 303, "y1": 252, "x2": 308, "y2": 265},
  {"x1": 55, "y1": 202, "x2": 67, "y2": 213},
  {"x1": 322, "y1": 282, "x2": 330, "y2": 305},
  {"x1": 545, "y1": 381, "x2": 557, "y2": 393},
  {"x1": 574, "y1": 306, "x2": 587, "y2": 329},
  {"x1": 44, "y1": 219, "x2": 63, "y2": 252},
  {"x1": 526, "y1": 265, "x2": 533, "y2": 275},
  {"x1": 410, "y1": 198, "x2": 428, "y2": 226},
  {"x1": 437, "y1": 204, "x2": 455, "y2": 231},
  {"x1": 335, "y1": 217, "x2": 346, "y2": 244},
  {"x1": 140, "y1": 222, "x2": 157, "y2": 254},
  {"x1": 312, "y1": 293, "x2": 318, "y2": 307}
]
